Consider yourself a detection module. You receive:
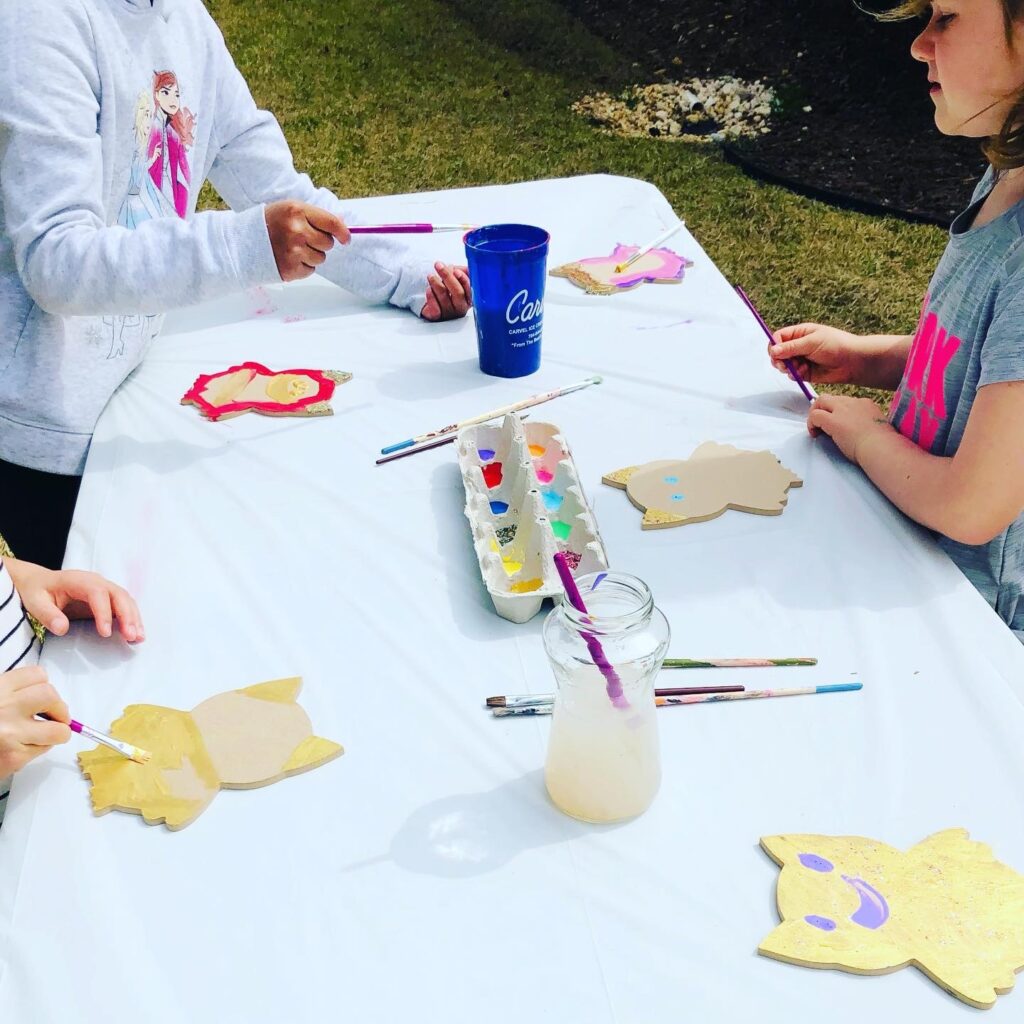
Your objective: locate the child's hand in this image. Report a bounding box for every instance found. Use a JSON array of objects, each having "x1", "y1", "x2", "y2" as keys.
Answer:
[
  {"x1": 769, "y1": 323, "x2": 867, "y2": 384},
  {"x1": 807, "y1": 394, "x2": 894, "y2": 464},
  {"x1": 421, "y1": 263, "x2": 472, "y2": 322},
  {"x1": 4, "y1": 559, "x2": 144, "y2": 642},
  {"x1": 0, "y1": 666, "x2": 71, "y2": 775},
  {"x1": 265, "y1": 200, "x2": 351, "y2": 282}
]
